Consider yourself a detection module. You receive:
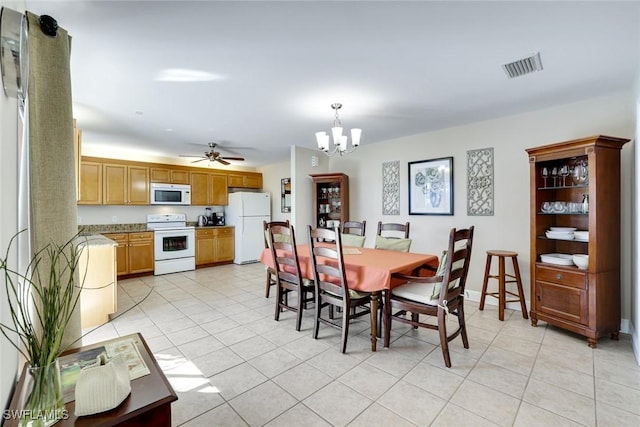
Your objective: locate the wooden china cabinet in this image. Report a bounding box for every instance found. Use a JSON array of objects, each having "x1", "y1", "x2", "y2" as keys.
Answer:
[
  {"x1": 526, "y1": 135, "x2": 629, "y2": 347},
  {"x1": 310, "y1": 173, "x2": 349, "y2": 229}
]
